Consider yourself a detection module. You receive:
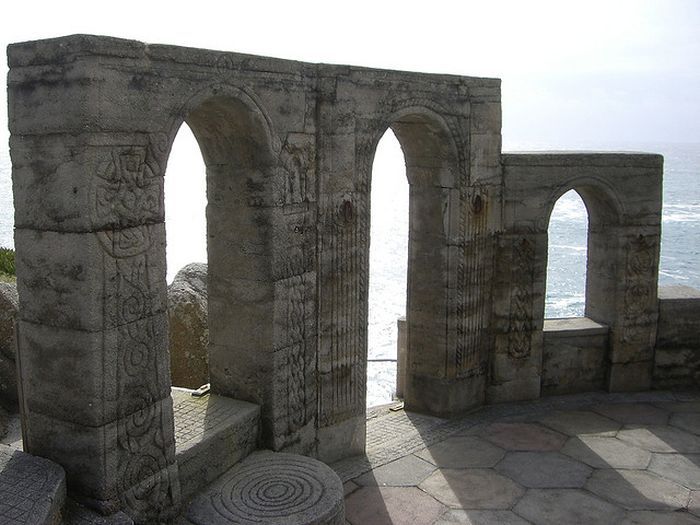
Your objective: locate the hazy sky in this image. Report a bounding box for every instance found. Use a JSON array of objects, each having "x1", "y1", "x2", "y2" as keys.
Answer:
[{"x1": 1, "y1": 0, "x2": 699, "y2": 148}]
